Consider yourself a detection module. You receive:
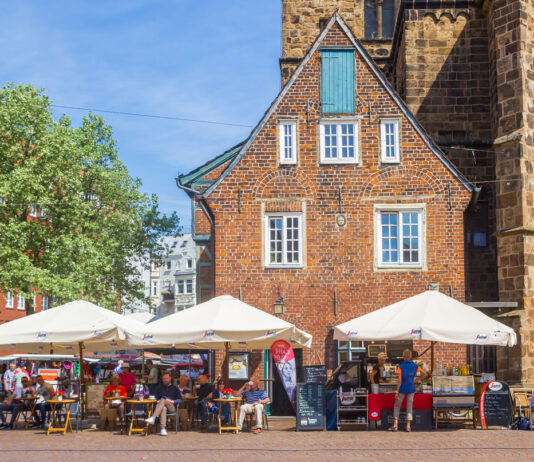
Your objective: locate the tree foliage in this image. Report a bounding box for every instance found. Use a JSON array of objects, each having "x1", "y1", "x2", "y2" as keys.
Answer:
[{"x1": 0, "y1": 83, "x2": 181, "y2": 313}]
